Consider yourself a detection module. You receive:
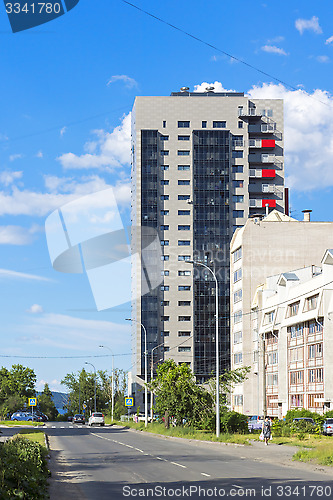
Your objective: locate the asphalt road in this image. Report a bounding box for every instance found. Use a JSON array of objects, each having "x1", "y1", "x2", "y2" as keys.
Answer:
[{"x1": 2, "y1": 423, "x2": 332, "y2": 499}]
